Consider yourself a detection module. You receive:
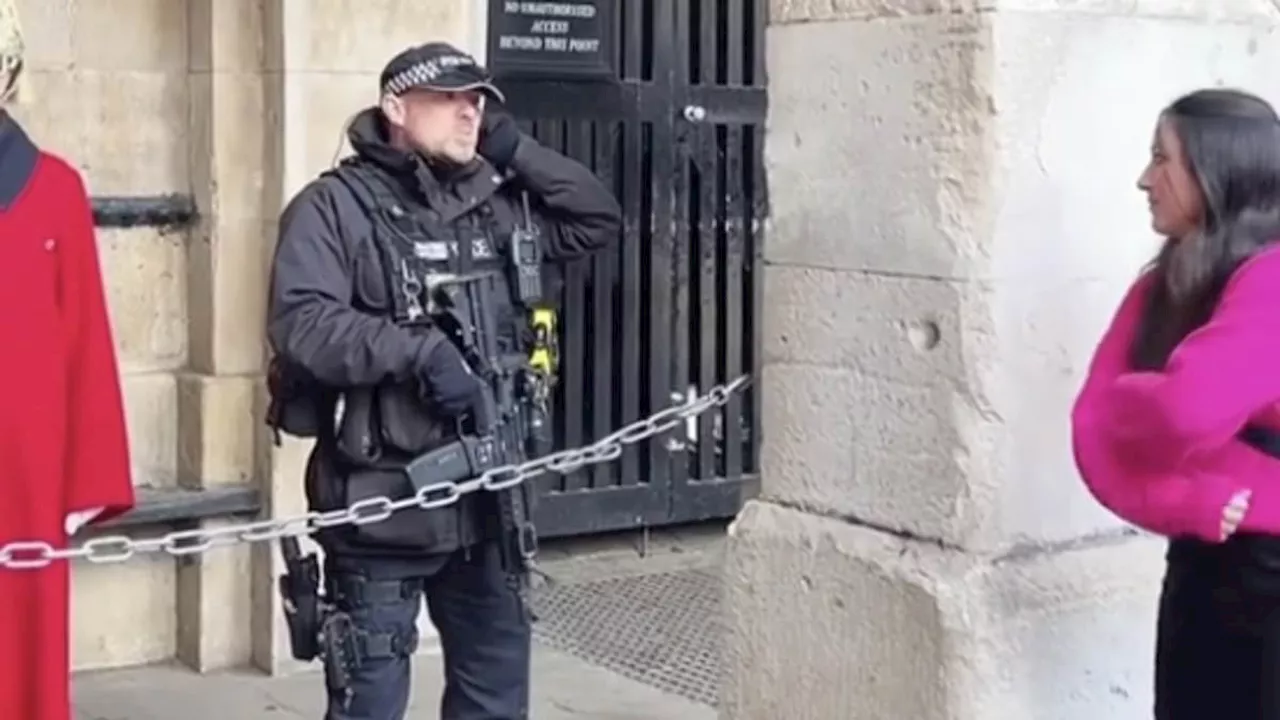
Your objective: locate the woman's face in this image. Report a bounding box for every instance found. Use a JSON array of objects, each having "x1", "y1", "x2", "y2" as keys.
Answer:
[{"x1": 1137, "y1": 116, "x2": 1204, "y2": 240}]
